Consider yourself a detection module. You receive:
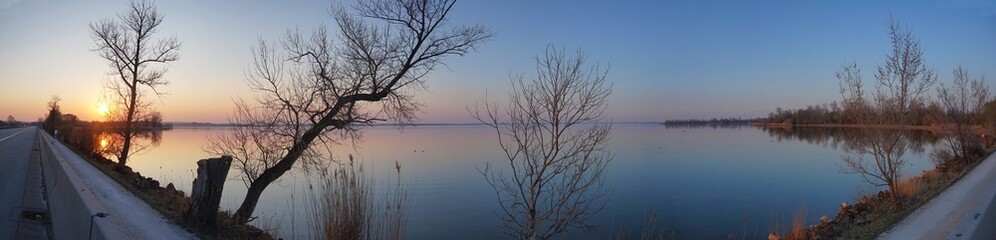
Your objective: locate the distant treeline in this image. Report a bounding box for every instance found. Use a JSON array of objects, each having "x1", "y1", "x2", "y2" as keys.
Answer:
[
  {"x1": 663, "y1": 117, "x2": 765, "y2": 126},
  {"x1": 762, "y1": 100, "x2": 996, "y2": 126},
  {"x1": 1, "y1": 115, "x2": 21, "y2": 128}
]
